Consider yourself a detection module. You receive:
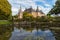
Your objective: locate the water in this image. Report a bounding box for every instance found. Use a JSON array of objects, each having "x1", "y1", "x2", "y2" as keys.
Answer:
[{"x1": 9, "y1": 27, "x2": 56, "y2": 40}]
